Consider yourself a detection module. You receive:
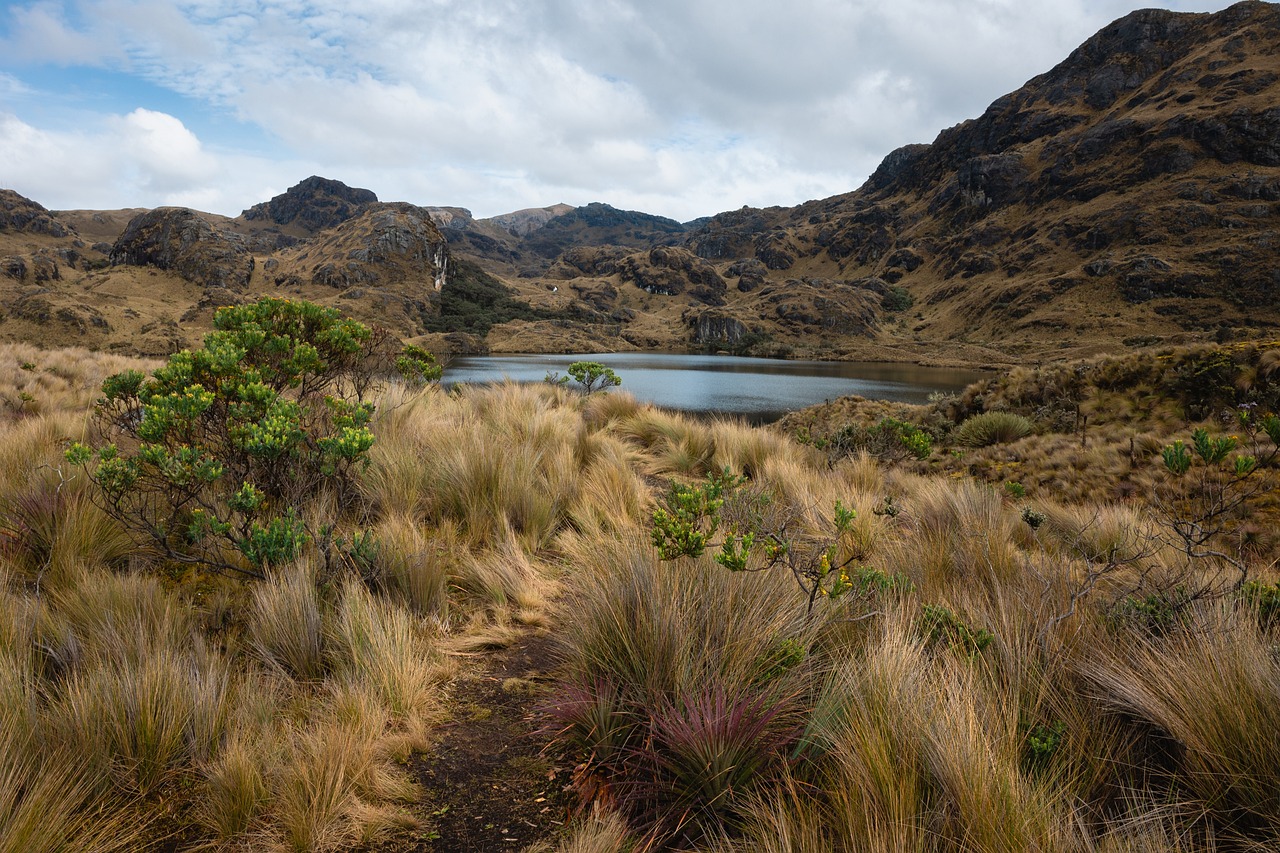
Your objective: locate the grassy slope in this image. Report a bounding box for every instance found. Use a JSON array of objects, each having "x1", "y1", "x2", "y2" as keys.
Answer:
[{"x1": 0, "y1": 338, "x2": 1278, "y2": 851}]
